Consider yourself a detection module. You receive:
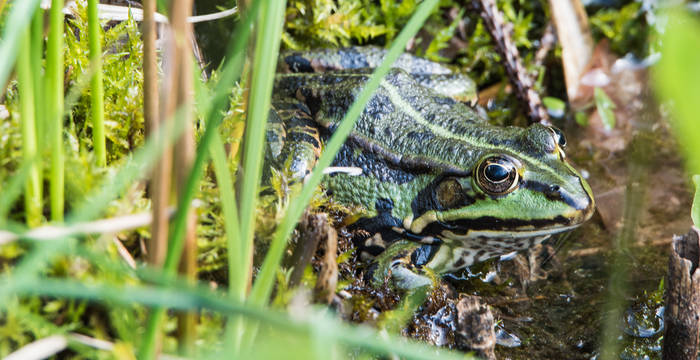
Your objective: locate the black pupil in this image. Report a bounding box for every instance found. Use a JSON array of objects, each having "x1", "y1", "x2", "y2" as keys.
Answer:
[
  {"x1": 485, "y1": 164, "x2": 509, "y2": 182},
  {"x1": 552, "y1": 127, "x2": 567, "y2": 147}
]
